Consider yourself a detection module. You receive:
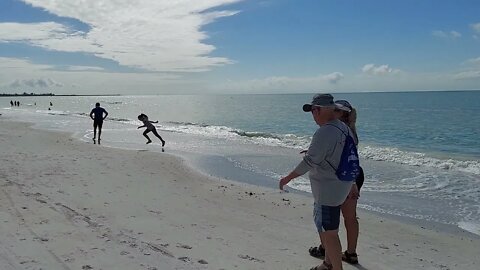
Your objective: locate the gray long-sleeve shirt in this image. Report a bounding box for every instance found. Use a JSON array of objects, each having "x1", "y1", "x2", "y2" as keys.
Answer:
[{"x1": 294, "y1": 119, "x2": 354, "y2": 206}]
